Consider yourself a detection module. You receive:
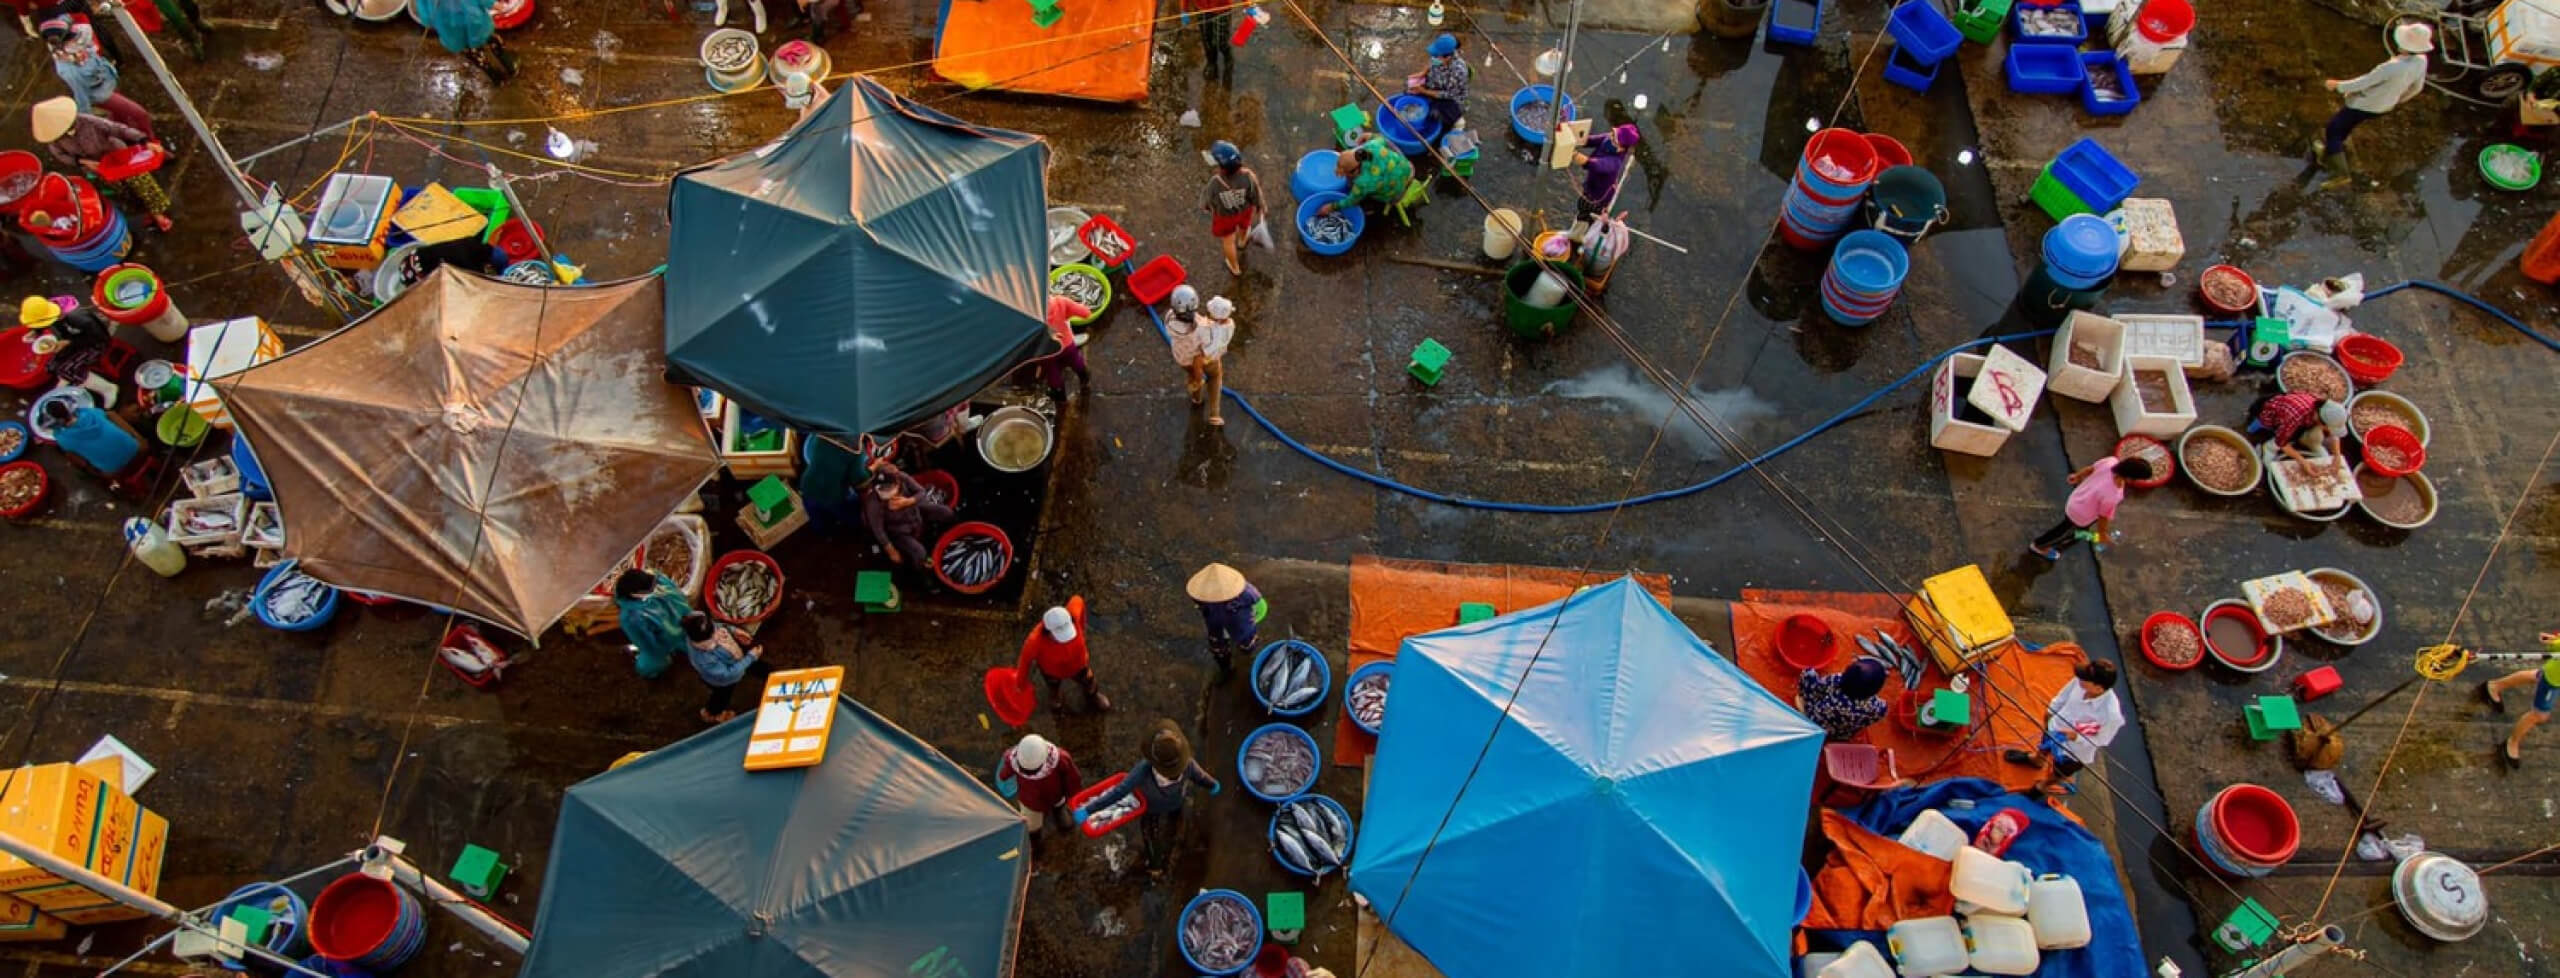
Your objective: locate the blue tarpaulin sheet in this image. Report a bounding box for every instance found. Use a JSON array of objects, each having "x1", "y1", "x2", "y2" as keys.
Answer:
[{"x1": 1832, "y1": 779, "x2": 2146, "y2": 978}]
